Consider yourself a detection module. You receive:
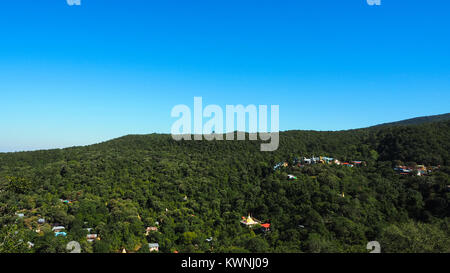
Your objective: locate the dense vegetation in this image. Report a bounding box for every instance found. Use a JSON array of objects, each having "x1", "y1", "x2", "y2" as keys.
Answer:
[{"x1": 0, "y1": 119, "x2": 449, "y2": 253}]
